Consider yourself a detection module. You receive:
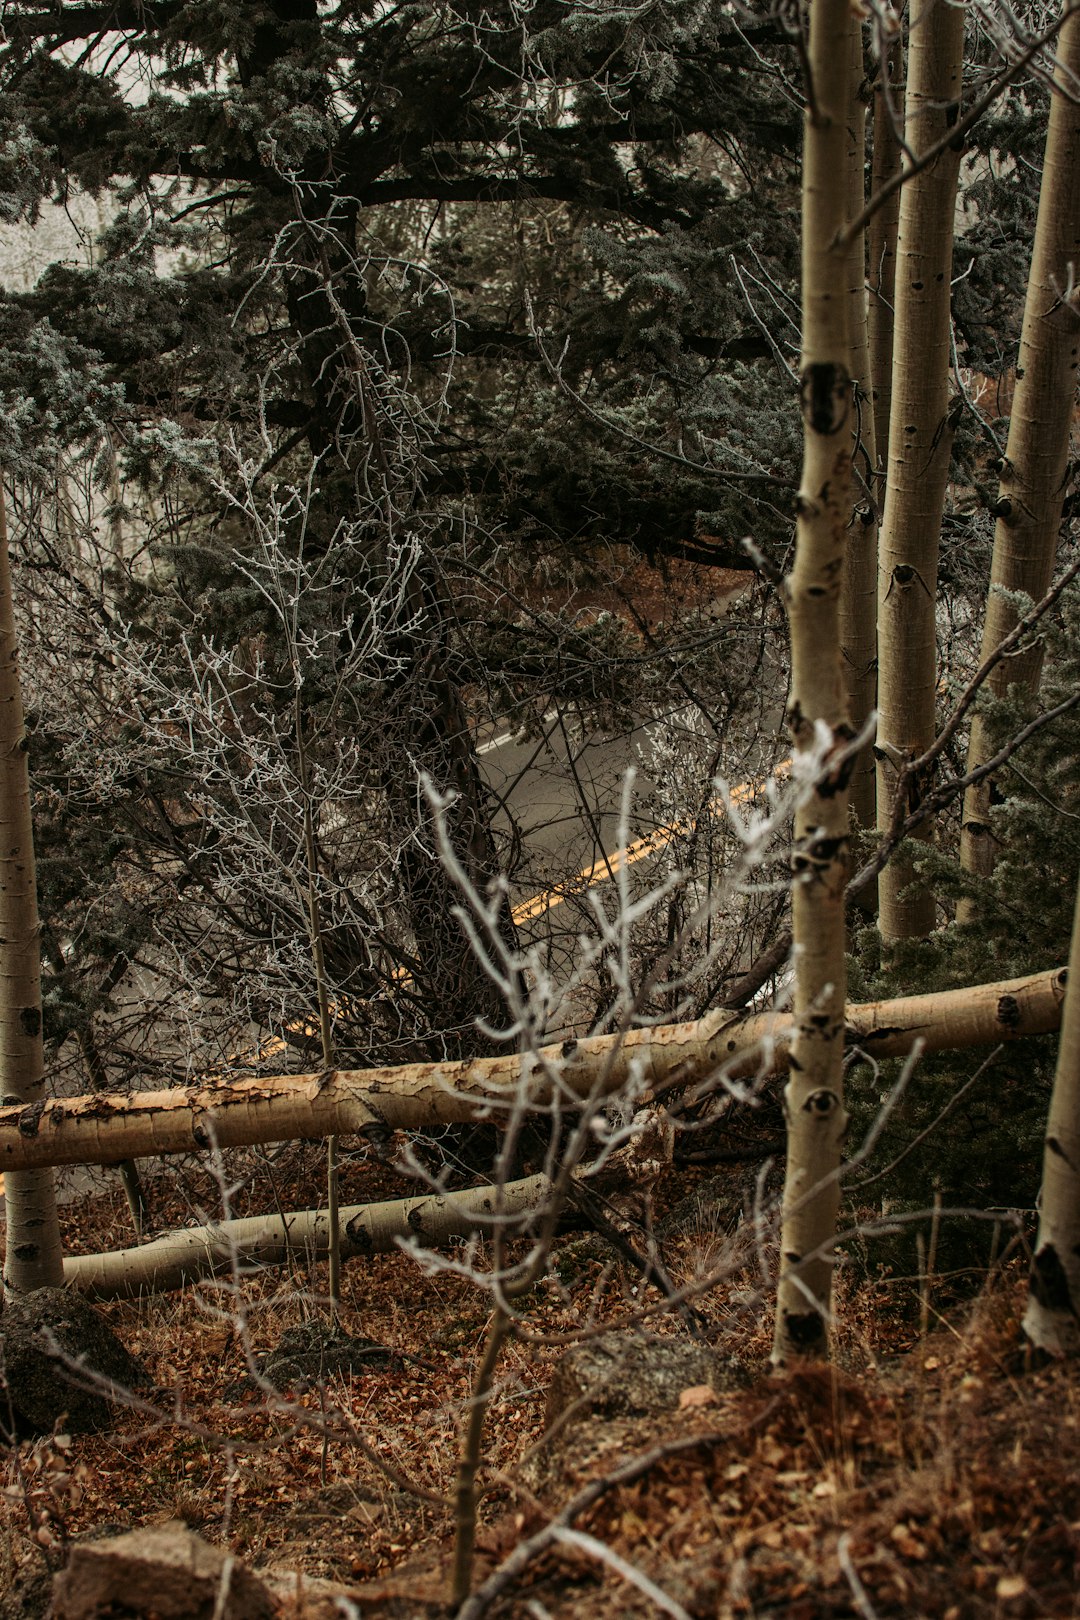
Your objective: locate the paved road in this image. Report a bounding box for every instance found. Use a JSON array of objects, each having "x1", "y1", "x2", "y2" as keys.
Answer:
[
  {"x1": 479, "y1": 706, "x2": 661, "y2": 887},
  {"x1": 1, "y1": 590, "x2": 757, "y2": 1211}
]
